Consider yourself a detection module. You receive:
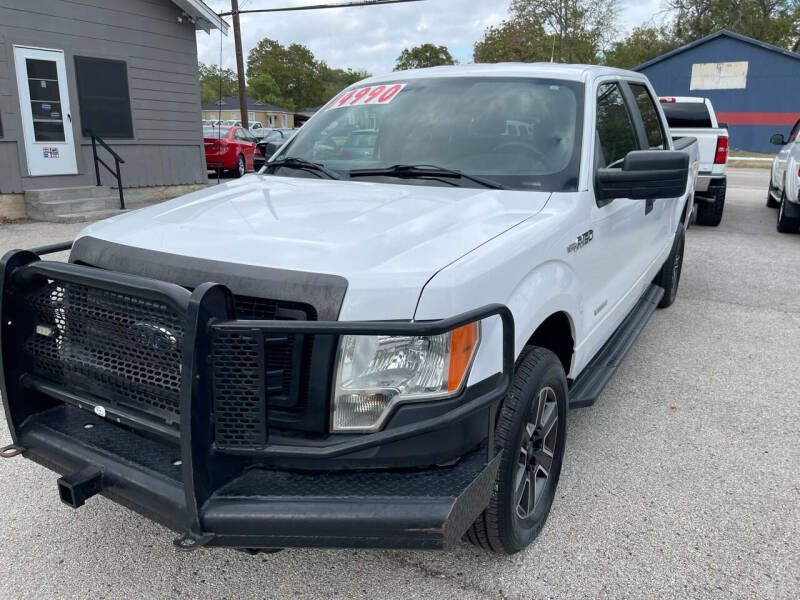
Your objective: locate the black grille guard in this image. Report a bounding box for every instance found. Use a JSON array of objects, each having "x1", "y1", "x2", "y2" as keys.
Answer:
[{"x1": 0, "y1": 243, "x2": 515, "y2": 550}]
